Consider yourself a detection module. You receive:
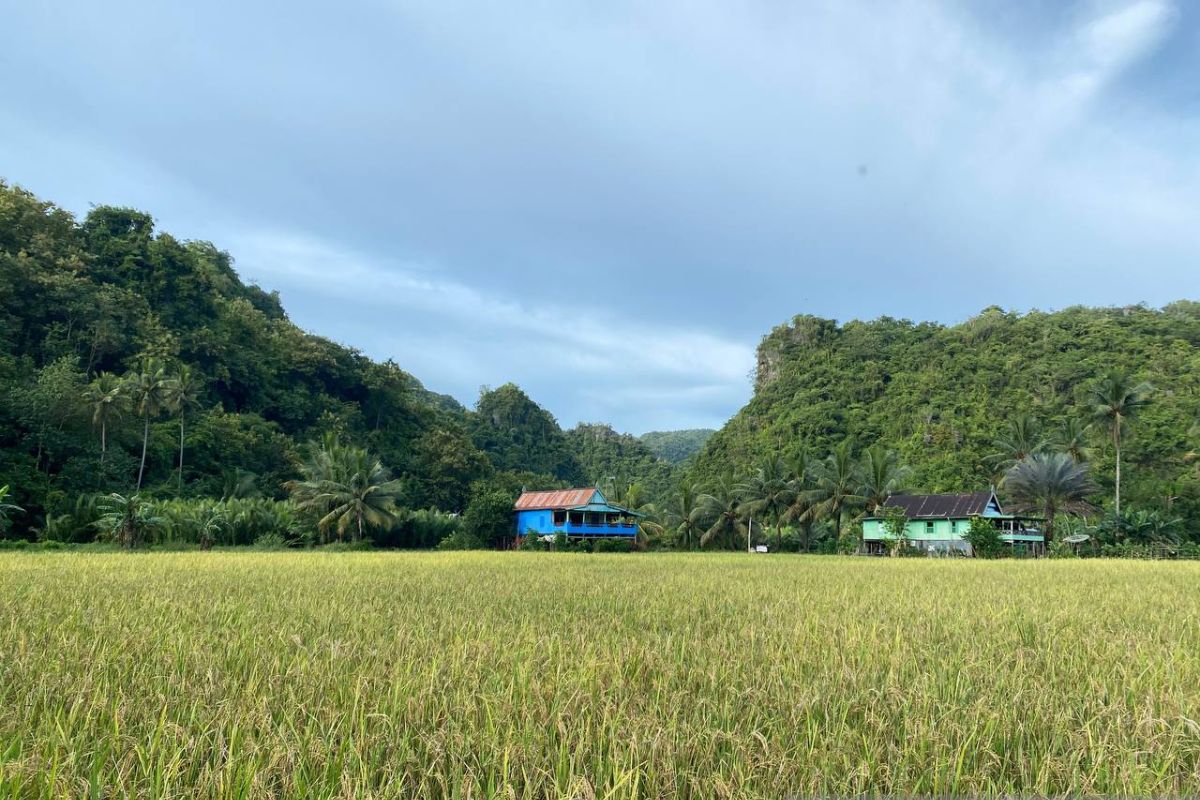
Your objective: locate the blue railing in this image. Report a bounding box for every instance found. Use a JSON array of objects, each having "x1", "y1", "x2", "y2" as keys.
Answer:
[{"x1": 560, "y1": 522, "x2": 638, "y2": 537}]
